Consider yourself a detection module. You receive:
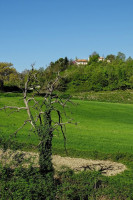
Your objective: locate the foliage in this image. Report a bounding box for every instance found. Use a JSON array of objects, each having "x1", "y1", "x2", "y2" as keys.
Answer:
[
  {"x1": 49, "y1": 57, "x2": 69, "y2": 72},
  {"x1": 1, "y1": 163, "x2": 133, "y2": 199},
  {"x1": 0, "y1": 62, "x2": 20, "y2": 90},
  {"x1": 56, "y1": 169, "x2": 103, "y2": 199},
  {"x1": 1, "y1": 52, "x2": 133, "y2": 94},
  {"x1": 116, "y1": 52, "x2": 126, "y2": 62},
  {"x1": 88, "y1": 52, "x2": 100, "y2": 64},
  {"x1": 105, "y1": 54, "x2": 116, "y2": 62},
  {"x1": 0, "y1": 165, "x2": 56, "y2": 200},
  {"x1": 58, "y1": 58, "x2": 133, "y2": 93},
  {"x1": 56, "y1": 168, "x2": 133, "y2": 199},
  {"x1": 34, "y1": 52, "x2": 133, "y2": 94}
]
